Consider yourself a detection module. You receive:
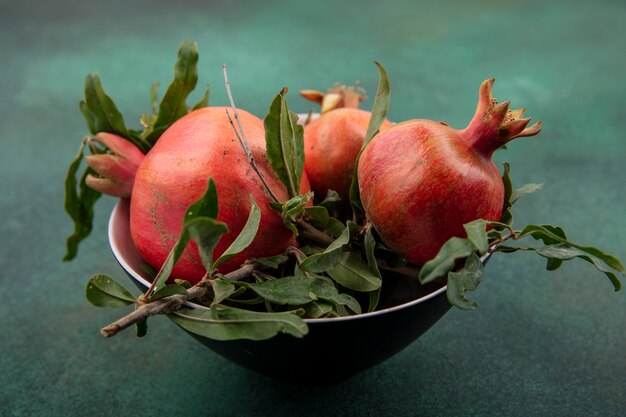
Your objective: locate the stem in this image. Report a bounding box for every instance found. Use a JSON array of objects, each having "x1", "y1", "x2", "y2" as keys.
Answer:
[
  {"x1": 222, "y1": 64, "x2": 280, "y2": 203},
  {"x1": 100, "y1": 263, "x2": 259, "y2": 338},
  {"x1": 296, "y1": 220, "x2": 334, "y2": 246},
  {"x1": 488, "y1": 229, "x2": 519, "y2": 253}
]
